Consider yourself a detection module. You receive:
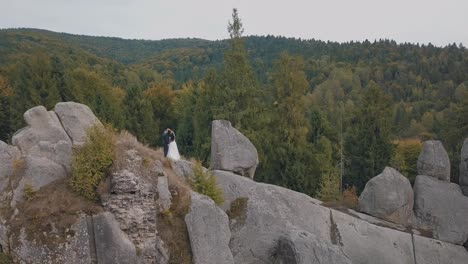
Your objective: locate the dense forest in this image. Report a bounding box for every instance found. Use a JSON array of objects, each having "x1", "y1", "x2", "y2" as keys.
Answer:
[{"x1": 0, "y1": 10, "x2": 467, "y2": 198}]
